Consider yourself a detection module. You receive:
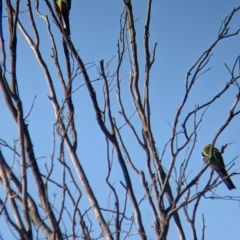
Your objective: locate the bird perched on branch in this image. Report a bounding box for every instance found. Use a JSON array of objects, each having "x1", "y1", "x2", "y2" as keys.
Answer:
[
  {"x1": 202, "y1": 144, "x2": 236, "y2": 190},
  {"x1": 54, "y1": 0, "x2": 71, "y2": 35}
]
